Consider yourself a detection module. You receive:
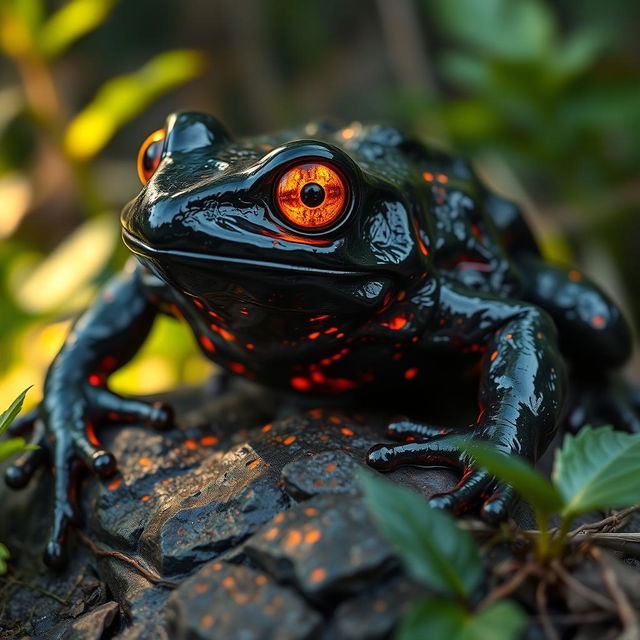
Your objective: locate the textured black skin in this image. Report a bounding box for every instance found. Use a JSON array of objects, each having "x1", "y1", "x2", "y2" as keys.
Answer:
[{"x1": 5, "y1": 112, "x2": 634, "y2": 569}]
